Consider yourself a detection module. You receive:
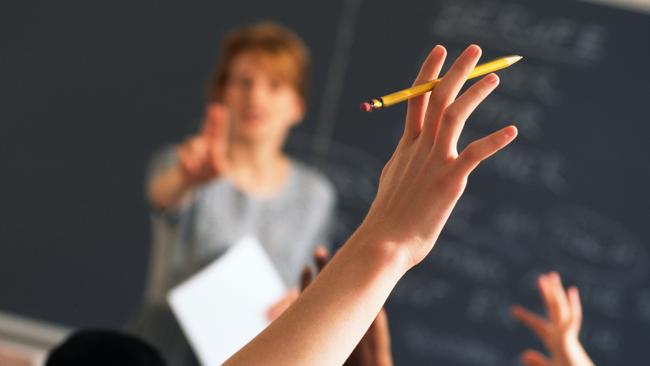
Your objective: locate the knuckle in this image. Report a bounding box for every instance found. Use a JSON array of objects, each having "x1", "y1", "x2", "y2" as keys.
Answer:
[
  {"x1": 443, "y1": 106, "x2": 461, "y2": 123},
  {"x1": 437, "y1": 175, "x2": 466, "y2": 197},
  {"x1": 461, "y1": 64, "x2": 474, "y2": 76},
  {"x1": 429, "y1": 93, "x2": 445, "y2": 109},
  {"x1": 488, "y1": 133, "x2": 503, "y2": 148},
  {"x1": 464, "y1": 141, "x2": 482, "y2": 161},
  {"x1": 380, "y1": 162, "x2": 390, "y2": 178},
  {"x1": 475, "y1": 83, "x2": 491, "y2": 97}
]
